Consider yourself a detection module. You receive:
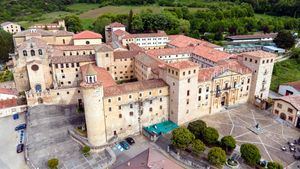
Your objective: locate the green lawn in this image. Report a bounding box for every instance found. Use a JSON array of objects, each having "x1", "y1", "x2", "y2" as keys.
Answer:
[{"x1": 270, "y1": 59, "x2": 300, "y2": 91}]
